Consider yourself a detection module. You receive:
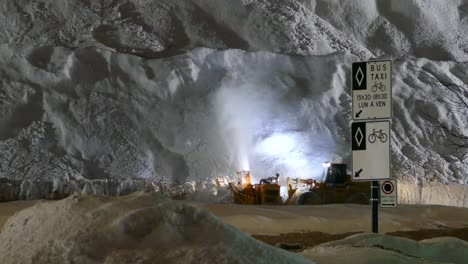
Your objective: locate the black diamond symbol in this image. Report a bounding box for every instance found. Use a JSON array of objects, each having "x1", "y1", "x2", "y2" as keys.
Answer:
[
  {"x1": 352, "y1": 122, "x2": 366, "y2": 150},
  {"x1": 352, "y1": 62, "x2": 367, "y2": 90},
  {"x1": 355, "y1": 127, "x2": 363, "y2": 147},
  {"x1": 356, "y1": 67, "x2": 364, "y2": 87}
]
